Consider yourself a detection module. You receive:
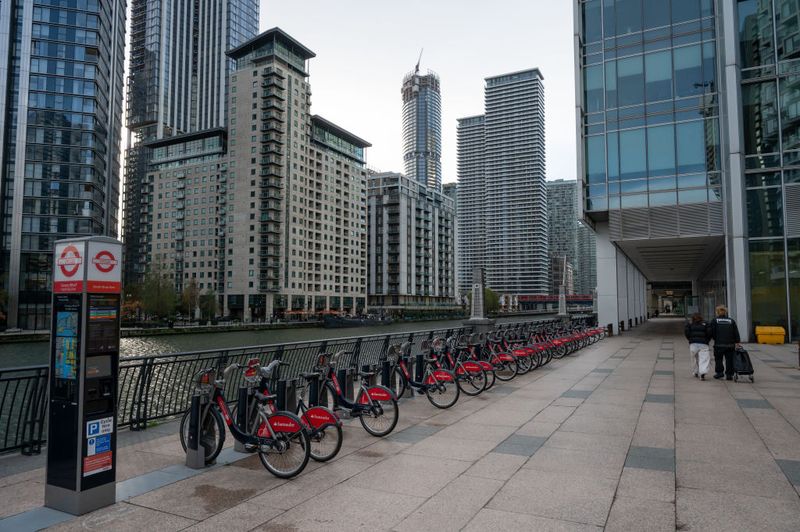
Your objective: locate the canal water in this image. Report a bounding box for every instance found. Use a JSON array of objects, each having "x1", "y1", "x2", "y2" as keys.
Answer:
[{"x1": 0, "y1": 316, "x2": 546, "y2": 368}]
